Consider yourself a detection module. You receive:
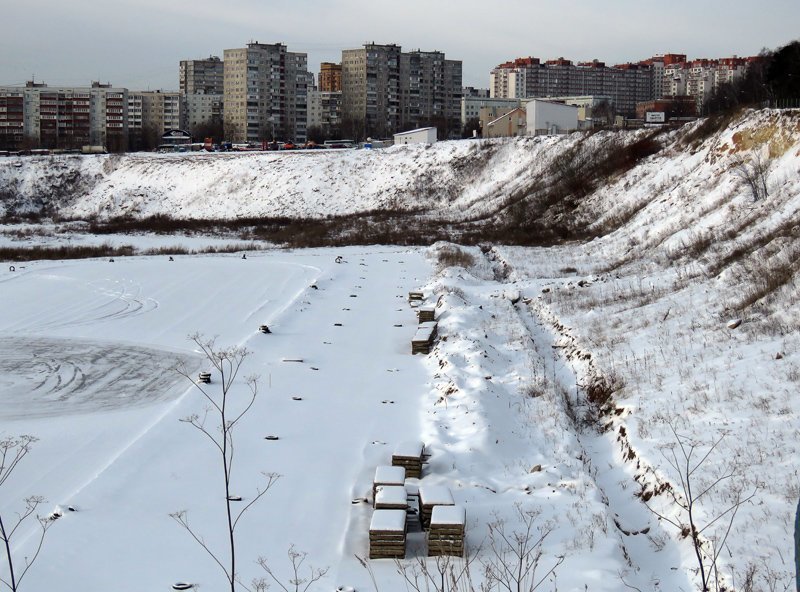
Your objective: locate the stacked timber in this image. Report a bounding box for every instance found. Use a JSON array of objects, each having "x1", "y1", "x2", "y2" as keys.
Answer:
[
  {"x1": 369, "y1": 509, "x2": 407, "y2": 559},
  {"x1": 392, "y1": 441, "x2": 425, "y2": 478},
  {"x1": 373, "y1": 465, "x2": 406, "y2": 503},
  {"x1": 428, "y1": 505, "x2": 466, "y2": 557},
  {"x1": 417, "y1": 306, "x2": 436, "y2": 323},
  {"x1": 374, "y1": 485, "x2": 408, "y2": 510},
  {"x1": 419, "y1": 485, "x2": 454, "y2": 529},
  {"x1": 411, "y1": 321, "x2": 438, "y2": 355},
  {"x1": 408, "y1": 291, "x2": 424, "y2": 305}
]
